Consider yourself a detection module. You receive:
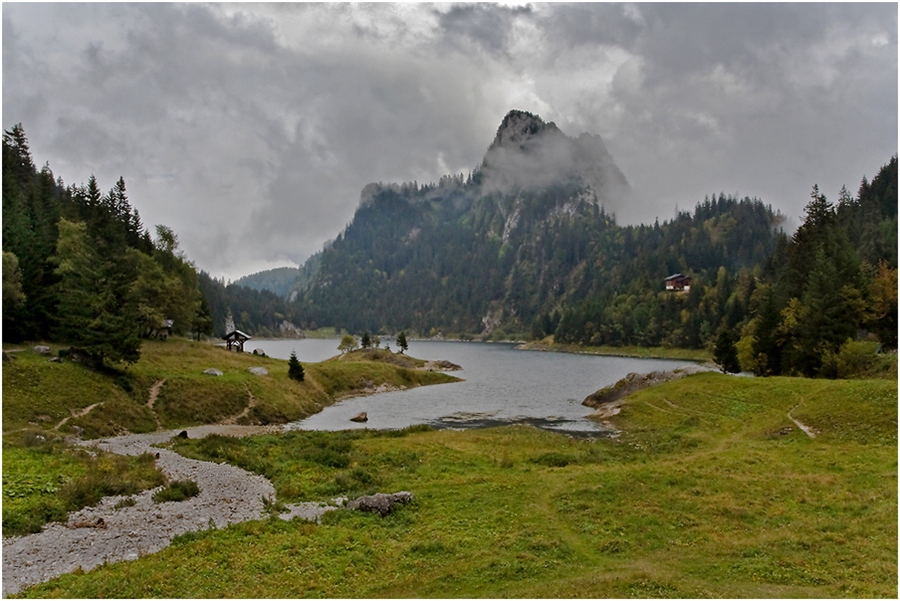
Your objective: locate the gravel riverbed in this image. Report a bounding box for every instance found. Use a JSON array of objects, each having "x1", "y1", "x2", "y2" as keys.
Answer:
[{"x1": 2, "y1": 424, "x2": 337, "y2": 597}]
